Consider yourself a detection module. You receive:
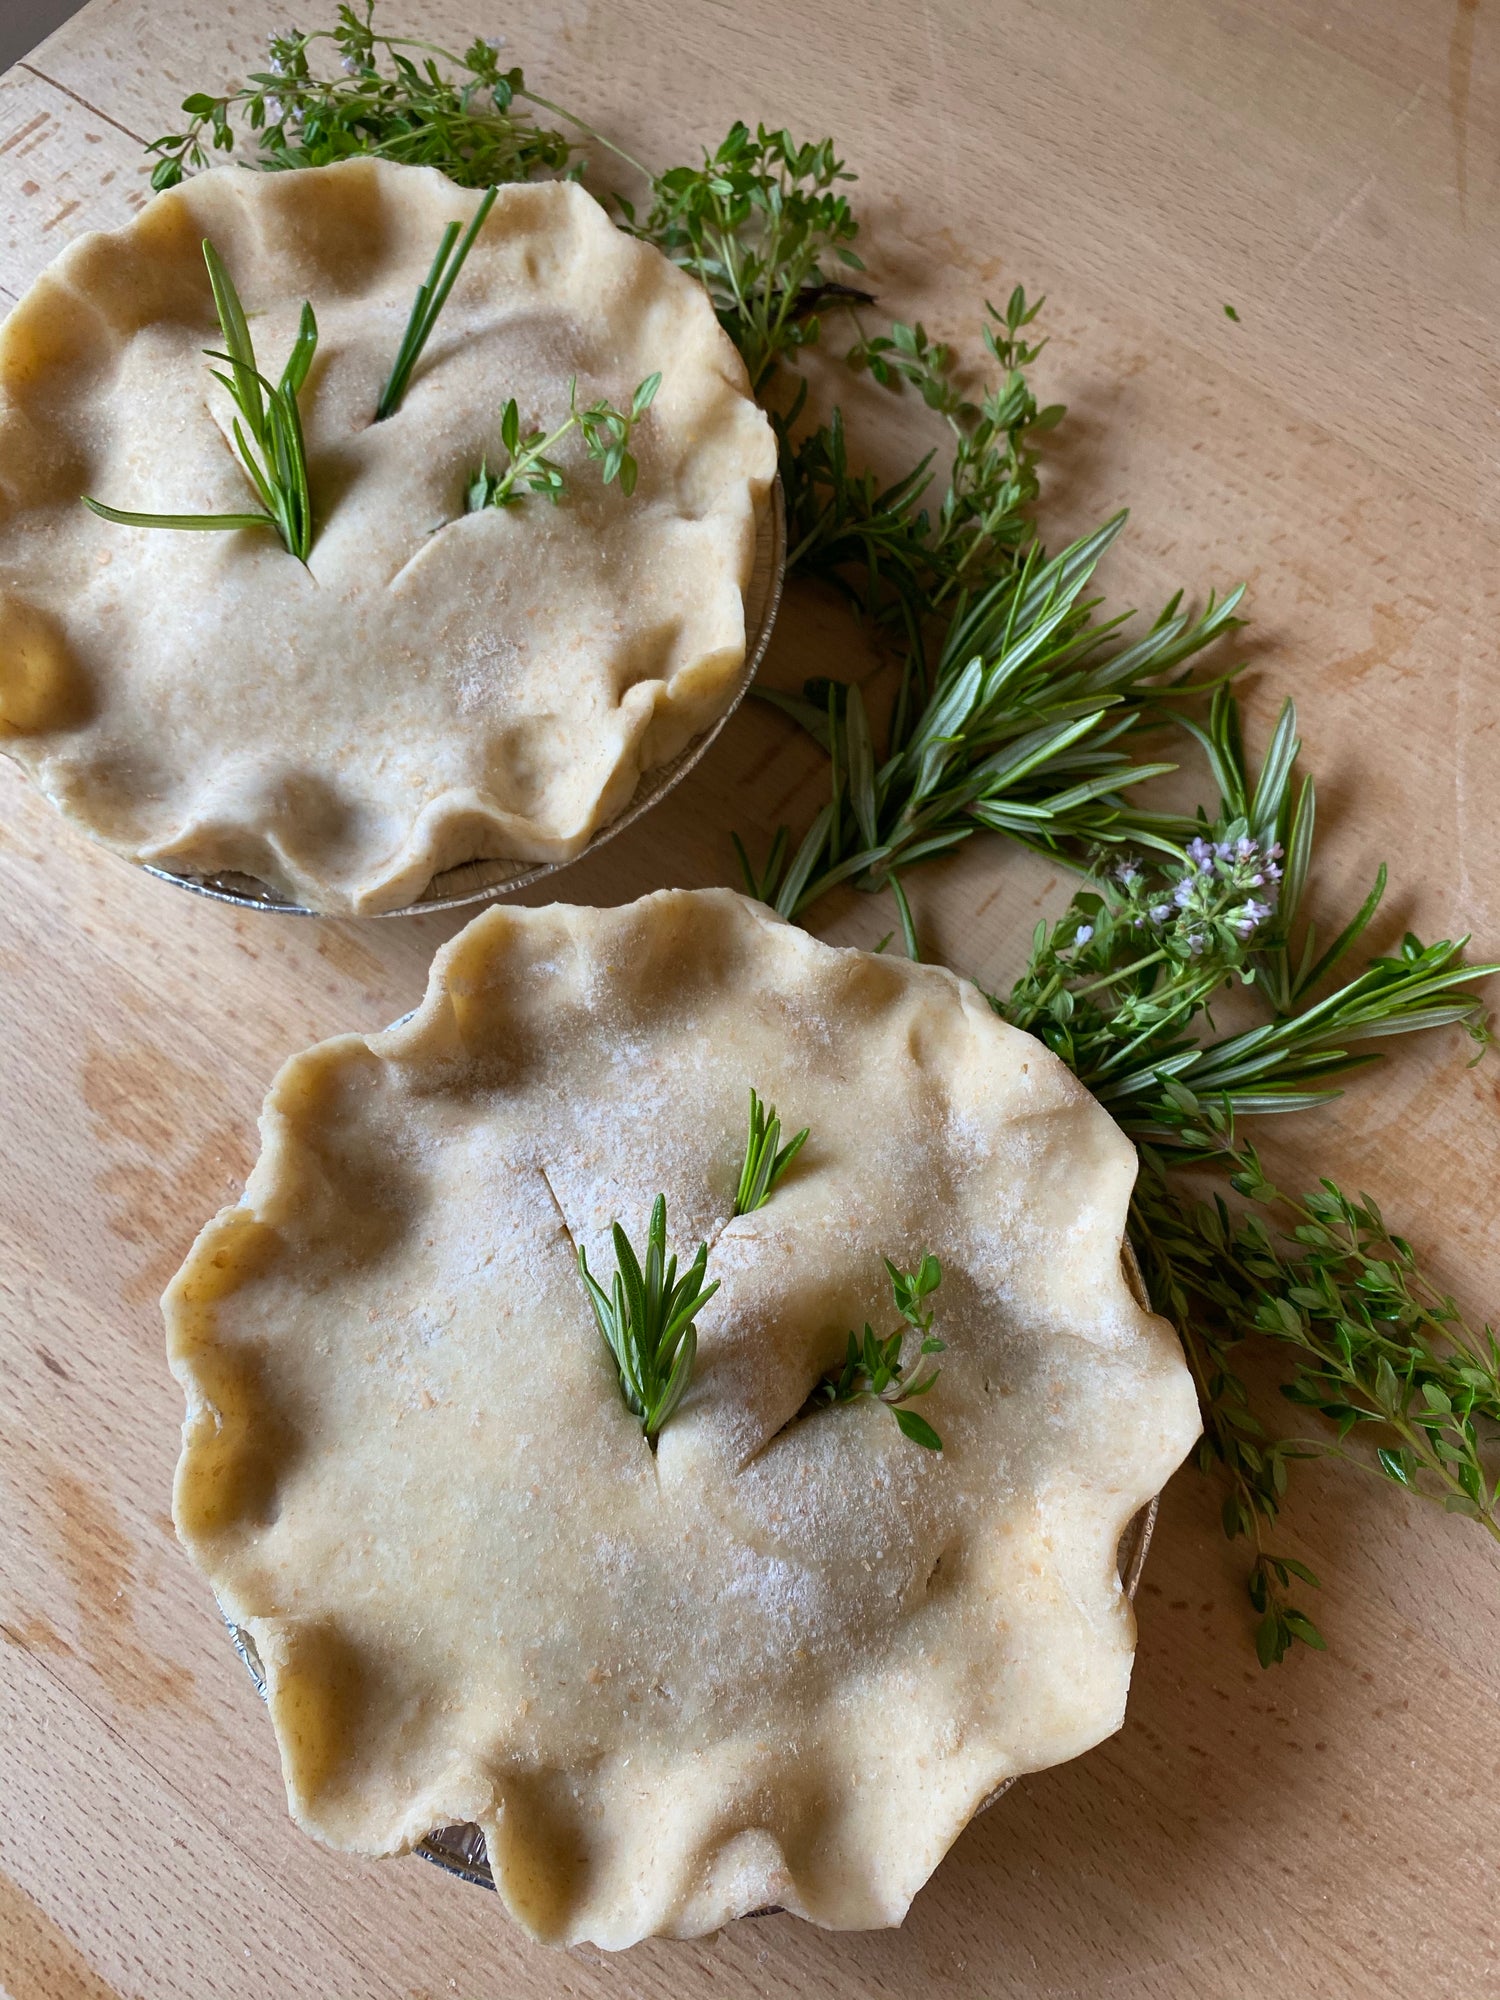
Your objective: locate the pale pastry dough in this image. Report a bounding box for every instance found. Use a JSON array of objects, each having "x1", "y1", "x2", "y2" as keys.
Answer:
[
  {"x1": 0, "y1": 163, "x2": 775, "y2": 912},
  {"x1": 166, "y1": 888, "x2": 1200, "y2": 1947}
]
